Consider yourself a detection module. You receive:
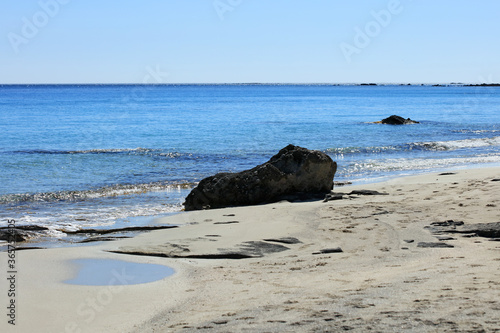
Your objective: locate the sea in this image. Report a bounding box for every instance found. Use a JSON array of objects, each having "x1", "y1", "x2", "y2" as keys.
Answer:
[{"x1": 1, "y1": 84, "x2": 499, "y2": 244}]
